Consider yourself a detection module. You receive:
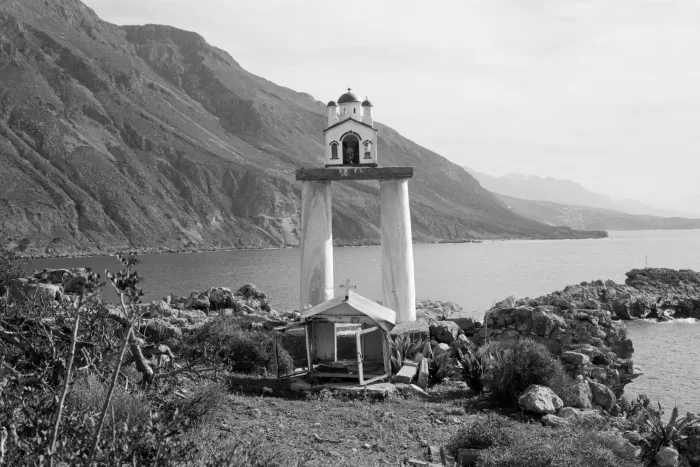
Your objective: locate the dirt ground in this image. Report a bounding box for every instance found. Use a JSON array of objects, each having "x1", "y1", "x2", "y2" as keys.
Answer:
[{"x1": 193, "y1": 379, "x2": 479, "y2": 466}]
